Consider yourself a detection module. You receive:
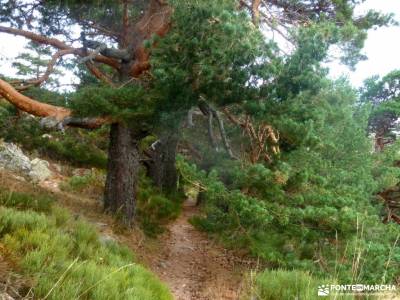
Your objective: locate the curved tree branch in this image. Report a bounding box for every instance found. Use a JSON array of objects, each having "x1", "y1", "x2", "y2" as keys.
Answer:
[
  {"x1": 0, "y1": 25, "x2": 120, "y2": 70},
  {"x1": 11, "y1": 49, "x2": 115, "y2": 89},
  {"x1": 13, "y1": 49, "x2": 76, "y2": 90},
  {"x1": 0, "y1": 0, "x2": 173, "y2": 129},
  {"x1": 198, "y1": 100, "x2": 236, "y2": 158},
  {"x1": 0, "y1": 77, "x2": 70, "y2": 120},
  {"x1": 85, "y1": 62, "x2": 116, "y2": 87},
  {"x1": 128, "y1": 0, "x2": 171, "y2": 77},
  {"x1": 0, "y1": 25, "x2": 70, "y2": 49},
  {"x1": 0, "y1": 78, "x2": 108, "y2": 129}
]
